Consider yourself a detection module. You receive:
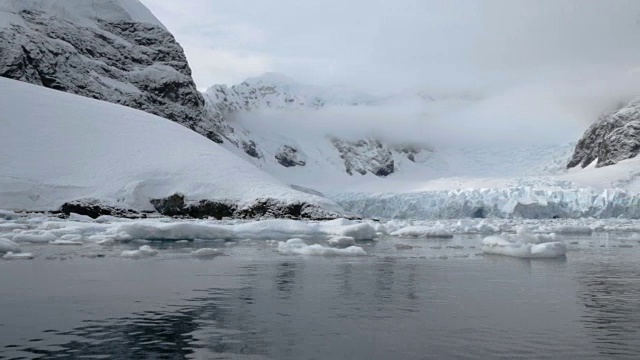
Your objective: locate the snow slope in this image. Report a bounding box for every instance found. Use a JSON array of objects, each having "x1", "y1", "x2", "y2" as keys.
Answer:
[
  {"x1": 0, "y1": 0, "x2": 165, "y2": 28},
  {"x1": 0, "y1": 77, "x2": 344, "y2": 216}
]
